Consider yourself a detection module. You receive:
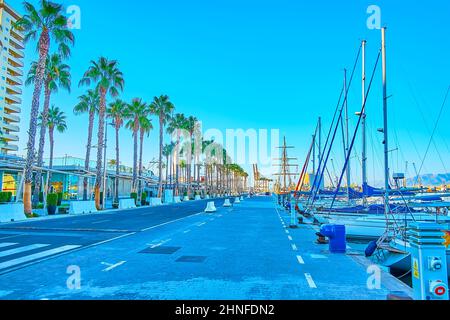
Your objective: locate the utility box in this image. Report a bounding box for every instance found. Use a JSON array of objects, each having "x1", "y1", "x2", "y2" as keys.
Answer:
[{"x1": 408, "y1": 223, "x2": 449, "y2": 301}]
